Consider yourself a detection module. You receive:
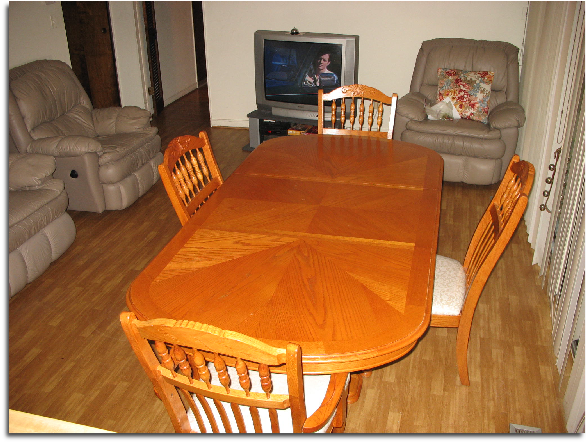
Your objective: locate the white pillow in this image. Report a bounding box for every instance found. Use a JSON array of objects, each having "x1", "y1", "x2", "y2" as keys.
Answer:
[{"x1": 425, "y1": 97, "x2": 461, "y2": 121}]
